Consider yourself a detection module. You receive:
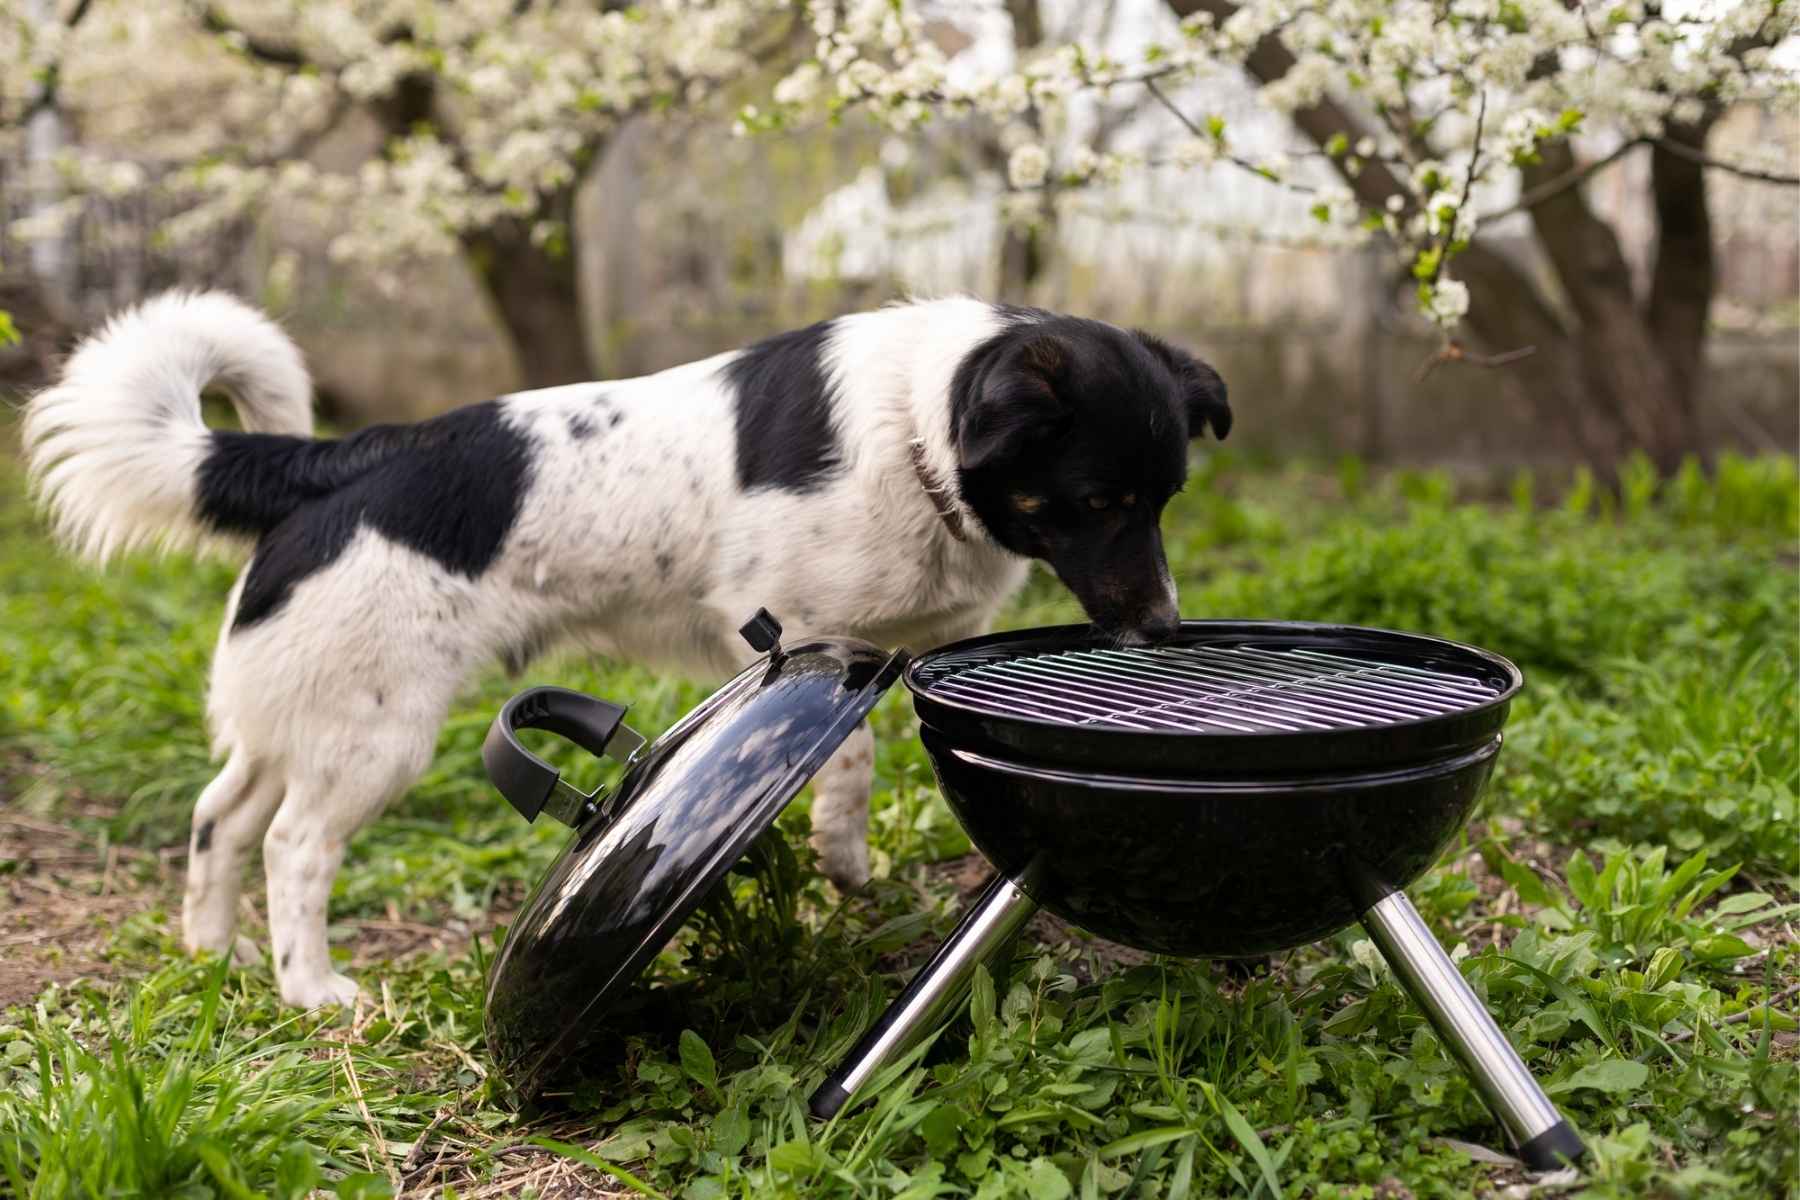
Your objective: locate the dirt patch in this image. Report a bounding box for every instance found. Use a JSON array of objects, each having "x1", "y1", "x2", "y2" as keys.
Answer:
[
  {"x1": 1, "y1": 765, "x2": 515, "y2": 1011},
  {"x1": 0, "y1": 788, "x2": 179, "y2": 1010},
  {"x1": 395, "y1": 1116, "x2": 639, "y2": 1200}
]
